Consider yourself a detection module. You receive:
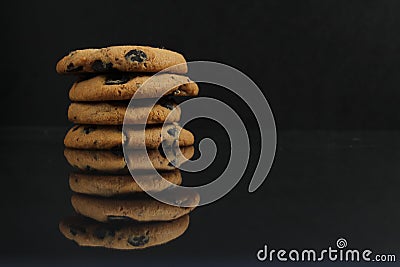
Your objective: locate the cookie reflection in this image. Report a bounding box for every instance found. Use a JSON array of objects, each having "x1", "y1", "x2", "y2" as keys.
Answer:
[
  {"x1": 59, "y1": 215, "x2": 189, "y2": 250},
  {"x1": 71, "y1": 189, "x2": 199, "y2": 223},
  {"x1": 61, "y1": 145, "x2": 198, "y2": 250},
  {"x1": 69, "y1": 170, "x2": 182, "y2": 197}
]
